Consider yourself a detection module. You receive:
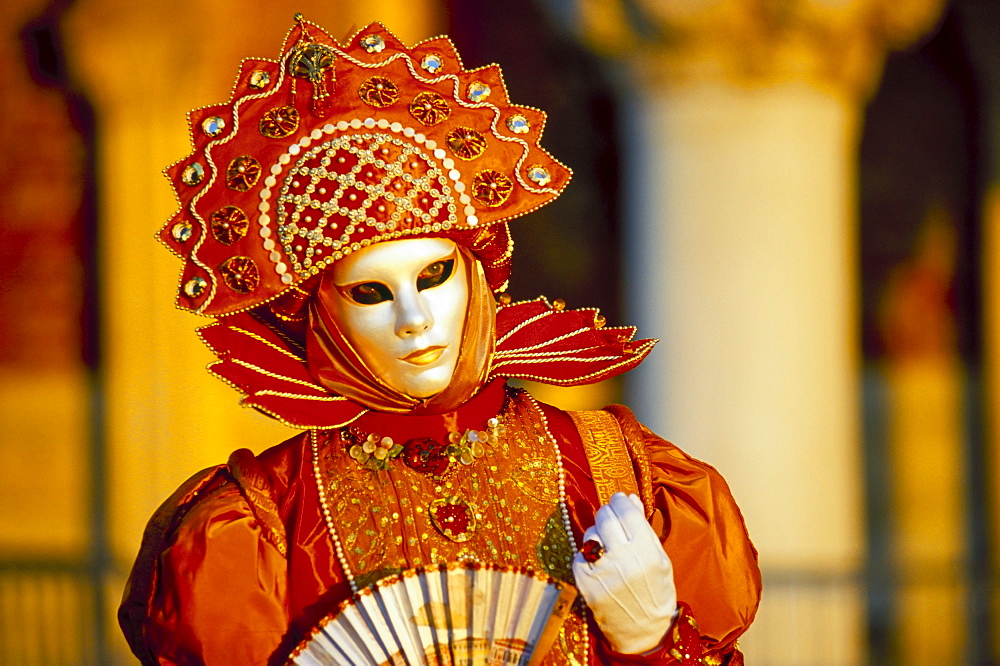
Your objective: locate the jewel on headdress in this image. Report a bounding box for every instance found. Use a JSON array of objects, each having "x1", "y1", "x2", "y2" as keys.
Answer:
[
  {"x1": 446, "y1": 127, "x2": 487, "y2": 160},
  {"x1": 358, "y1": 77, "x2": 399, "y2": 108},
  {"x1": 259, "y1": 106, "x2": 300, "y2": 139},
  {"x1": 526, "y1": 165, "x2": 551, "y2": 186},
  {"x1": 202, "y1": 116, "x2": 226, "y2": 137},
  {"x1": 472, "y1": 170, "x2": 513, "y2": 207},
  {"x1": 506, "y1": 114, "x2": 530, "y2": 134},
  {"x1": 360, "y1": 34, "x2": 385, "y2": 53},
  {"x1": 409, "y1": 92, "x2": 450, "y2": 126},
  {"x1": 289, "y1": 42, "x2": 336, "y2": 117},
  {"x1": 183, "y1": 276, "x2": 208, "y2": 298},
  {"x1": 171, "y1": 221, "x2": 194, "y2": 243},
  {"x1": 467, "y1": 81, "x2": 491, "y2": 103},
  {"x1": 181, "y1": 163, "x2": 204, "y2": 186},
  {"x1": 248, "y1": 69, "x2": 271, "y2": 90},
  {"x1": 421, "y1": 53, "x2": 444, "y2": 74},
  {"x1": 210, "y1": 206, "x2": 249, "y2": 245},
  {"x1": 226, "y1": 156, "x2": 261, "y2": 191},
  {"x1": 219, "y1": 256, "x2": 260, "y2": 293}
]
